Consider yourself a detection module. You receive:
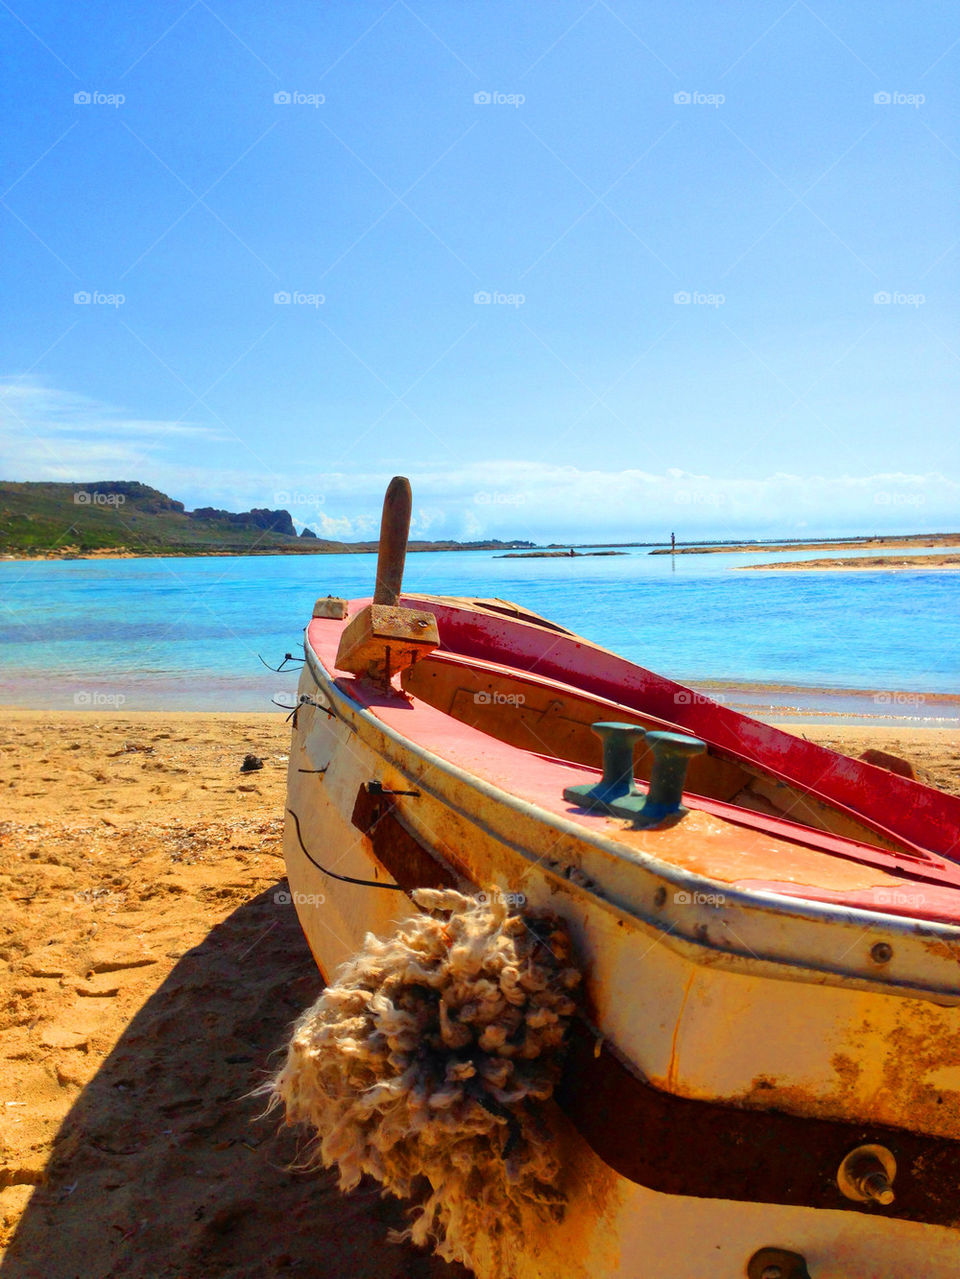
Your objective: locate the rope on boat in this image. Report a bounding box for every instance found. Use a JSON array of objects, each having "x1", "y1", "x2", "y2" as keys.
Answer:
[
  {"x1": 265, "y1": 888, "x2": 582, "y2": 1278},
  {"x1": 286, "y1": 807, "x2": 407, "y2": 892}
]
